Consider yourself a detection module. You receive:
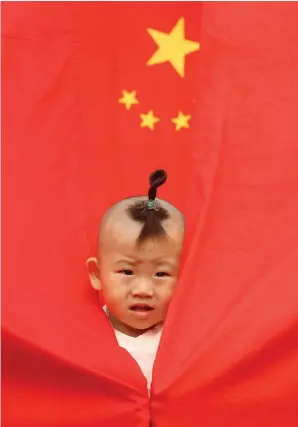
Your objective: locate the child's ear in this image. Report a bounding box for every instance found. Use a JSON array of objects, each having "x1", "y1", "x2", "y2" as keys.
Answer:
[{"x1": 86, "y1": 257, "x2": 102, "y2": 290}]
